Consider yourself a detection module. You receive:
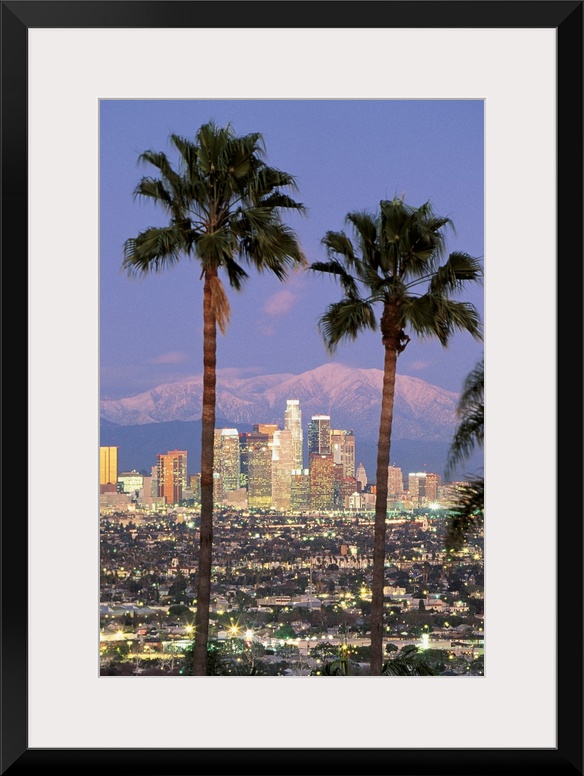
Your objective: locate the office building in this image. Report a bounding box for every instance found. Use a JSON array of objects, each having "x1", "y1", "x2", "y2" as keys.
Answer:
[
  {"x1": 308, "y1": 415, "x2": 331, "y2": 456},
  {"x1": 284, "y1": 399, "x2": 304, "y2": 471},
  {"x1": 100, "y1": 446, "x2": 118, "y2": 489},
  {"x1": 157, "y1": 450, "x2": 187, "y2": 505},
  {"x1": 272, "y1": 429, "x2": 294, "y2": 510},
  {"x1": 309, "y1": 453, "x2": 335, "y2": 511}
]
